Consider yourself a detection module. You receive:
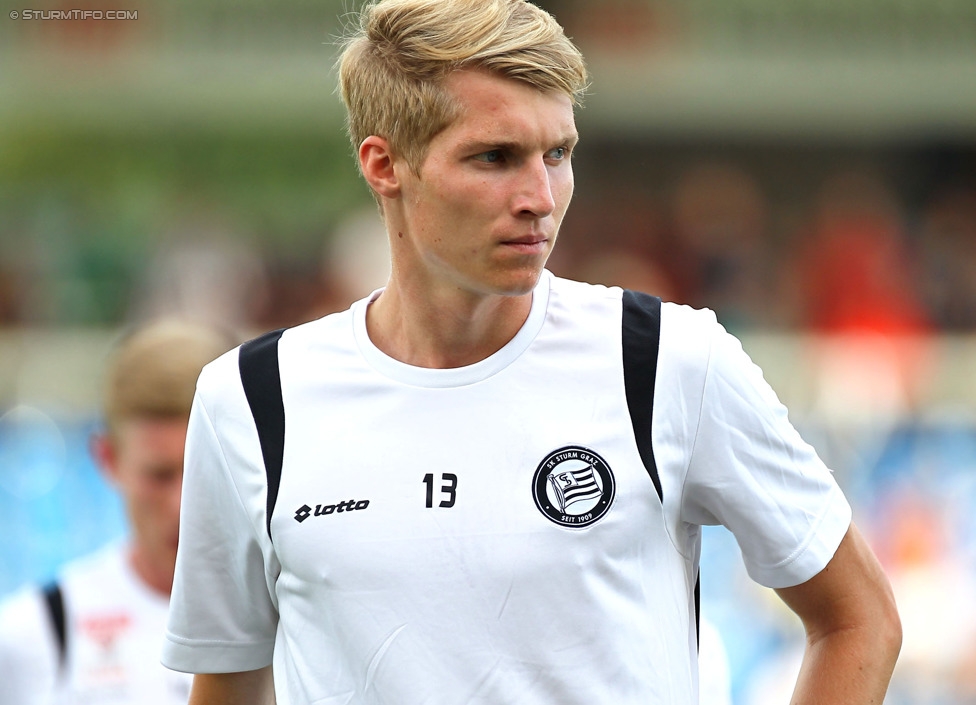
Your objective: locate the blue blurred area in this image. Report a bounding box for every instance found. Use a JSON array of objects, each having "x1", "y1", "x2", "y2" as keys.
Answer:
[
  {"x1": 701, "y1": 418, "x2": 976, "y2": 704},
  {"x1": 0, "y1": 415, "x2": 127, "y2": 598}
]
